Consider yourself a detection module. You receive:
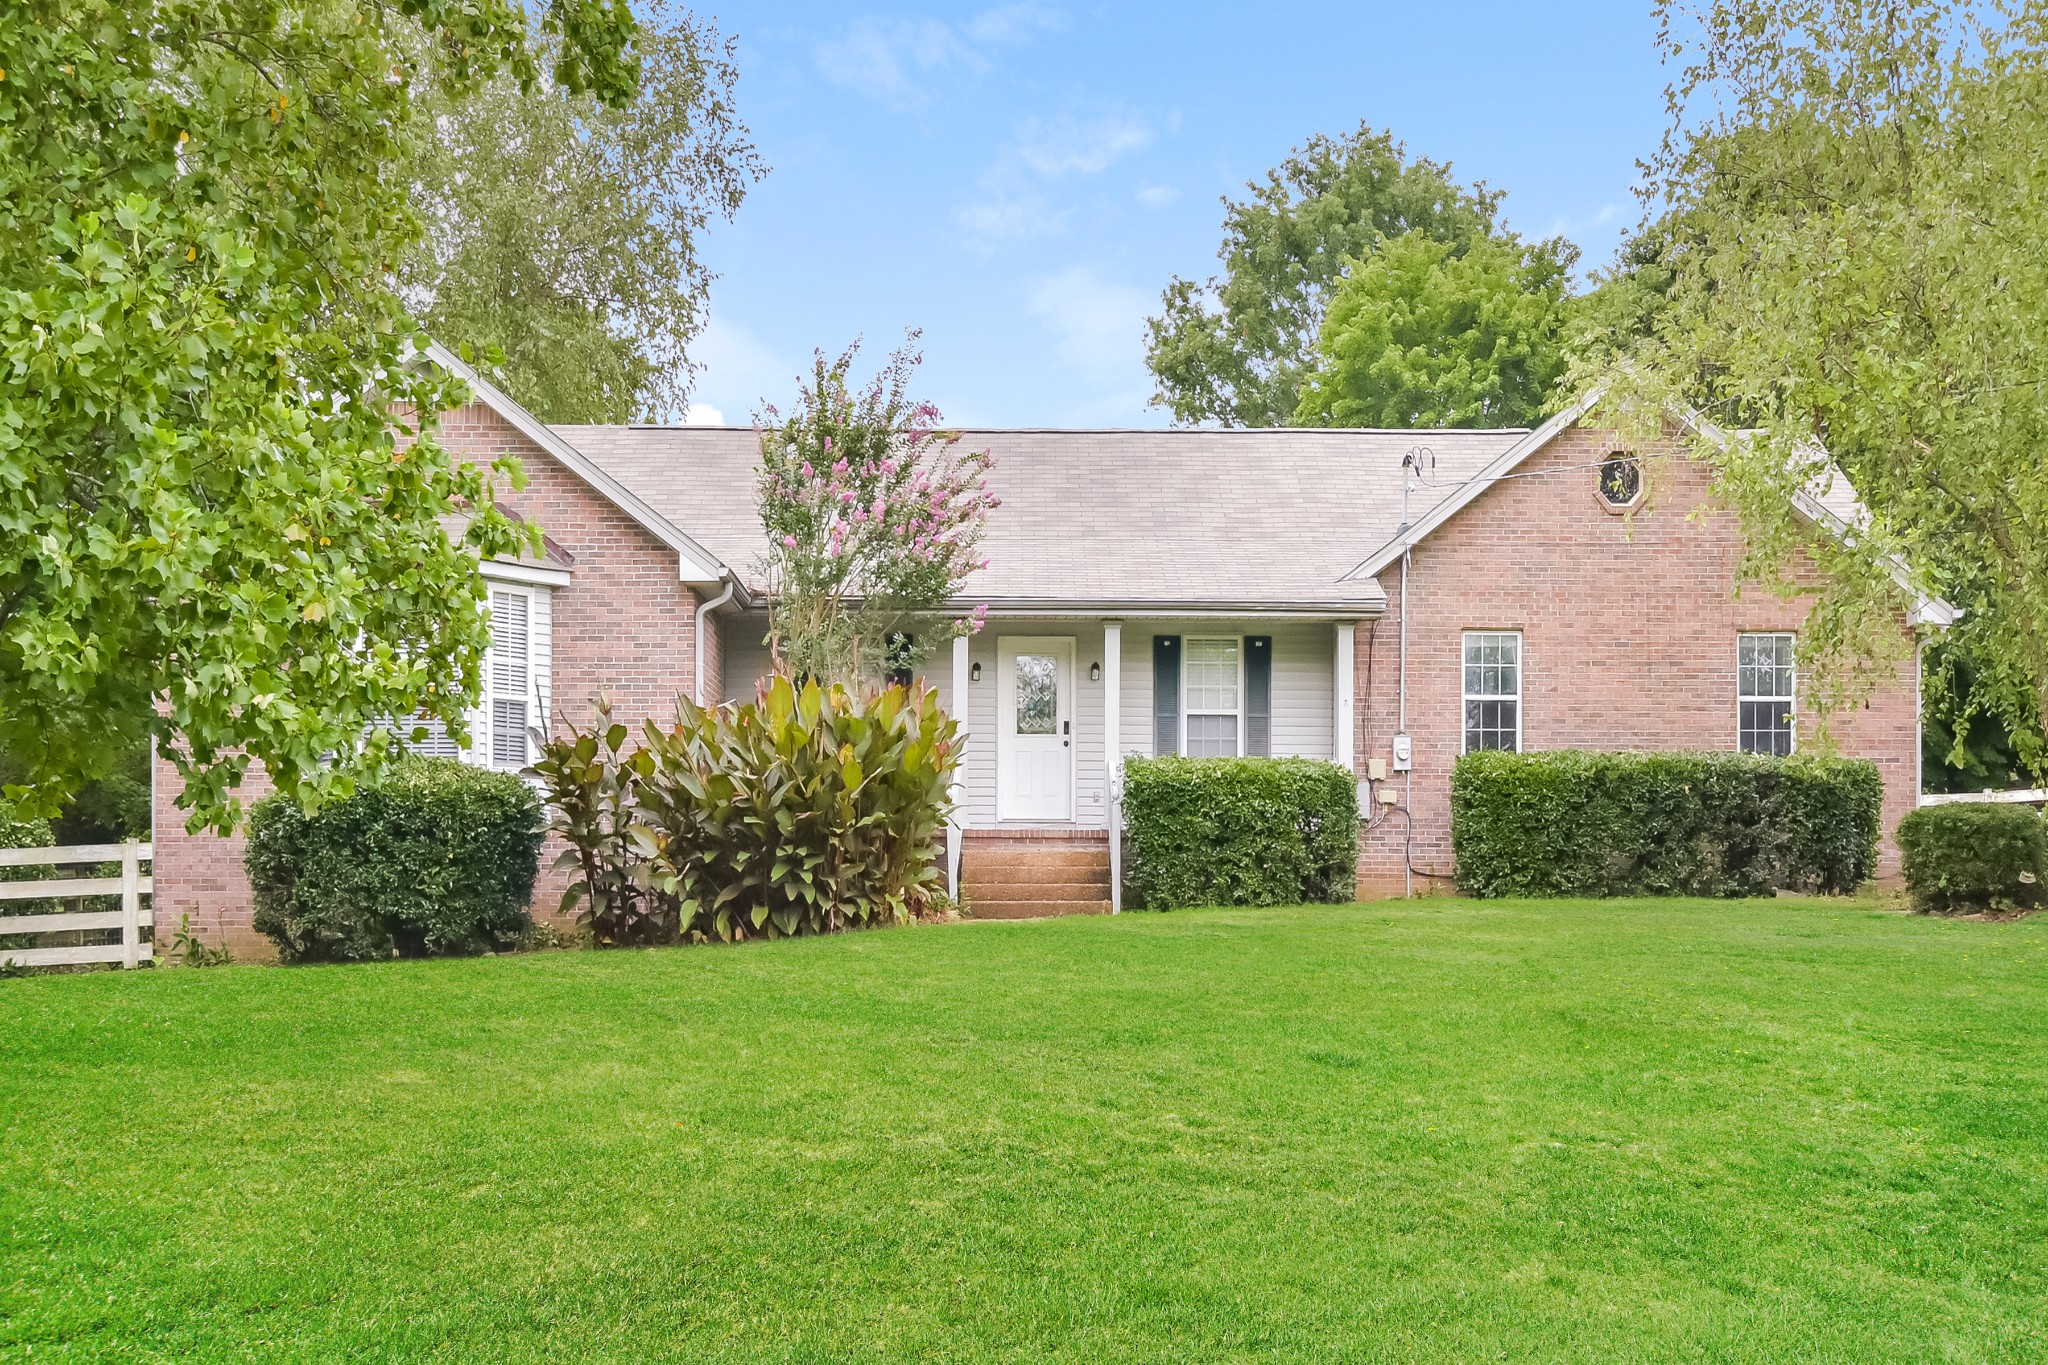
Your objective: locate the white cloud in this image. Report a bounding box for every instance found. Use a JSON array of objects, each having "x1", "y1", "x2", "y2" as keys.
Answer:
[
  {"x1": 1013, "y1": 112, "x2": 1155, "y2": 177},
  {"x1": 955, "y1": 106, "x2": 1162, "y2": 244},
  {"x1": 1134, "y1": 183, "x2": 1180, "y2": 209},
  {"x1": 962, "y1": 3, "x2": 1065, "y2": 45},
  {"x1": 954, "y1": 186, "x2": 1069, "y2": 241},
  {"x1": 814, "y1": 6, "x2": 1064, "y2": 108},
  {"x1": 1025, "y1": 266, "x2": 1152, "y2": 376},
  {"x1": 682, "y1": 401, "x2": 726, "y2": 426}
]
